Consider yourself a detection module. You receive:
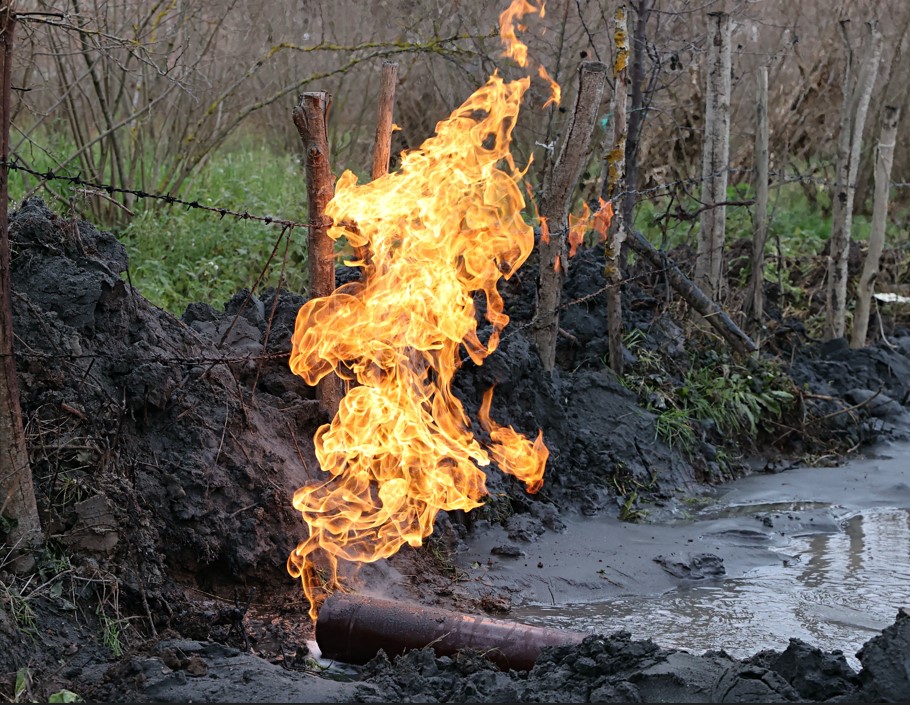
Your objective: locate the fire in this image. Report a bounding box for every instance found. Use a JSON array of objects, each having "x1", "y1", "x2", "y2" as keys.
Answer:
[
  {"x1": 287, "y1": 0, "x2": 552, "y2": 620},
  {"x1": 568, "y1": 198, "x2": 613, "y2": 257}
]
